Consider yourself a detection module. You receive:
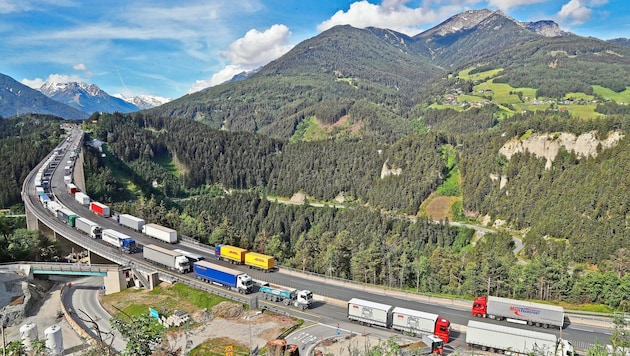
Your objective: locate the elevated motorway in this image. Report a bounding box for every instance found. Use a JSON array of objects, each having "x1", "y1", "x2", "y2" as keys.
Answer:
[{"x1": 21, "y1": 126, "x2": 612, "y2": 351}]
